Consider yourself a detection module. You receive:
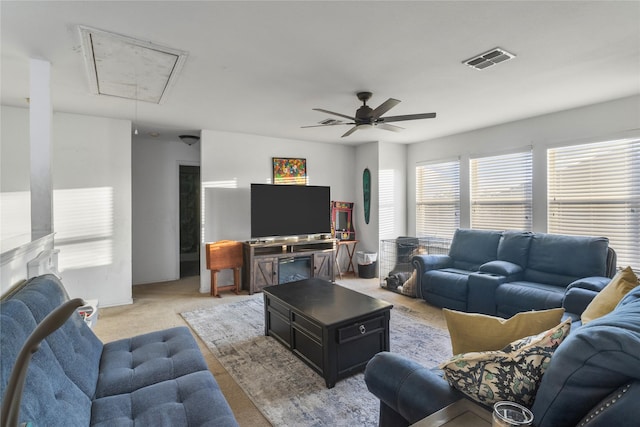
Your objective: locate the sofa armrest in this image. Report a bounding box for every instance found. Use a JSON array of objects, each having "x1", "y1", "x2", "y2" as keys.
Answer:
[
  {"x1": 562, "y1": 277, "x2": 610, "y2": 317},
  {"x1": 479, "y1": 260, "x2": 523, "y2": 279},
  {"x1": 566, "y1": 276, "x2": 611, "y2": 293},
  {"x1": 574, "y1": 382, "x2": 639, "y2": 427},
  {"x1": 412, "y1": 254, "x2": 452, "y2": 272},
  {"x1": 412, "y1": 255, "x2": 453, "y2": 299},
  {"x1": 364, "y1": 352, "x2": 462, "y2": 425},
  {"x1": 563, "y1": 287, "x2": 597, "y2": 319}
]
